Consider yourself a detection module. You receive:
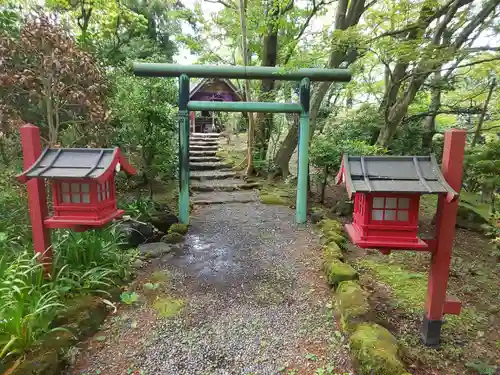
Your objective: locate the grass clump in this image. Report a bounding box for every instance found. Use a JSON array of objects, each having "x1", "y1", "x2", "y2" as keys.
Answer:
[
  {"x1": 152, "y1": 296, "x2": 184, "y2": 318},
  {"x1": 169, "y1": 223, "x2": 188, "y2": 235},
  {"x1": 260, "y1": 193, "x2": 288, "y2": 206},
  {"x1": 350, "y1": 323, "x2": 407, "y2": 375}
]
